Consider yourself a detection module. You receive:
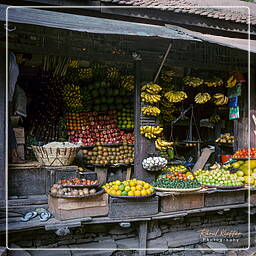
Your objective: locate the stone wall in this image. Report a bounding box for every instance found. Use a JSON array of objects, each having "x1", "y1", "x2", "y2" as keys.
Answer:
[{"x1": 2, "y1": 208, "x2": 256, "y2": 256}]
